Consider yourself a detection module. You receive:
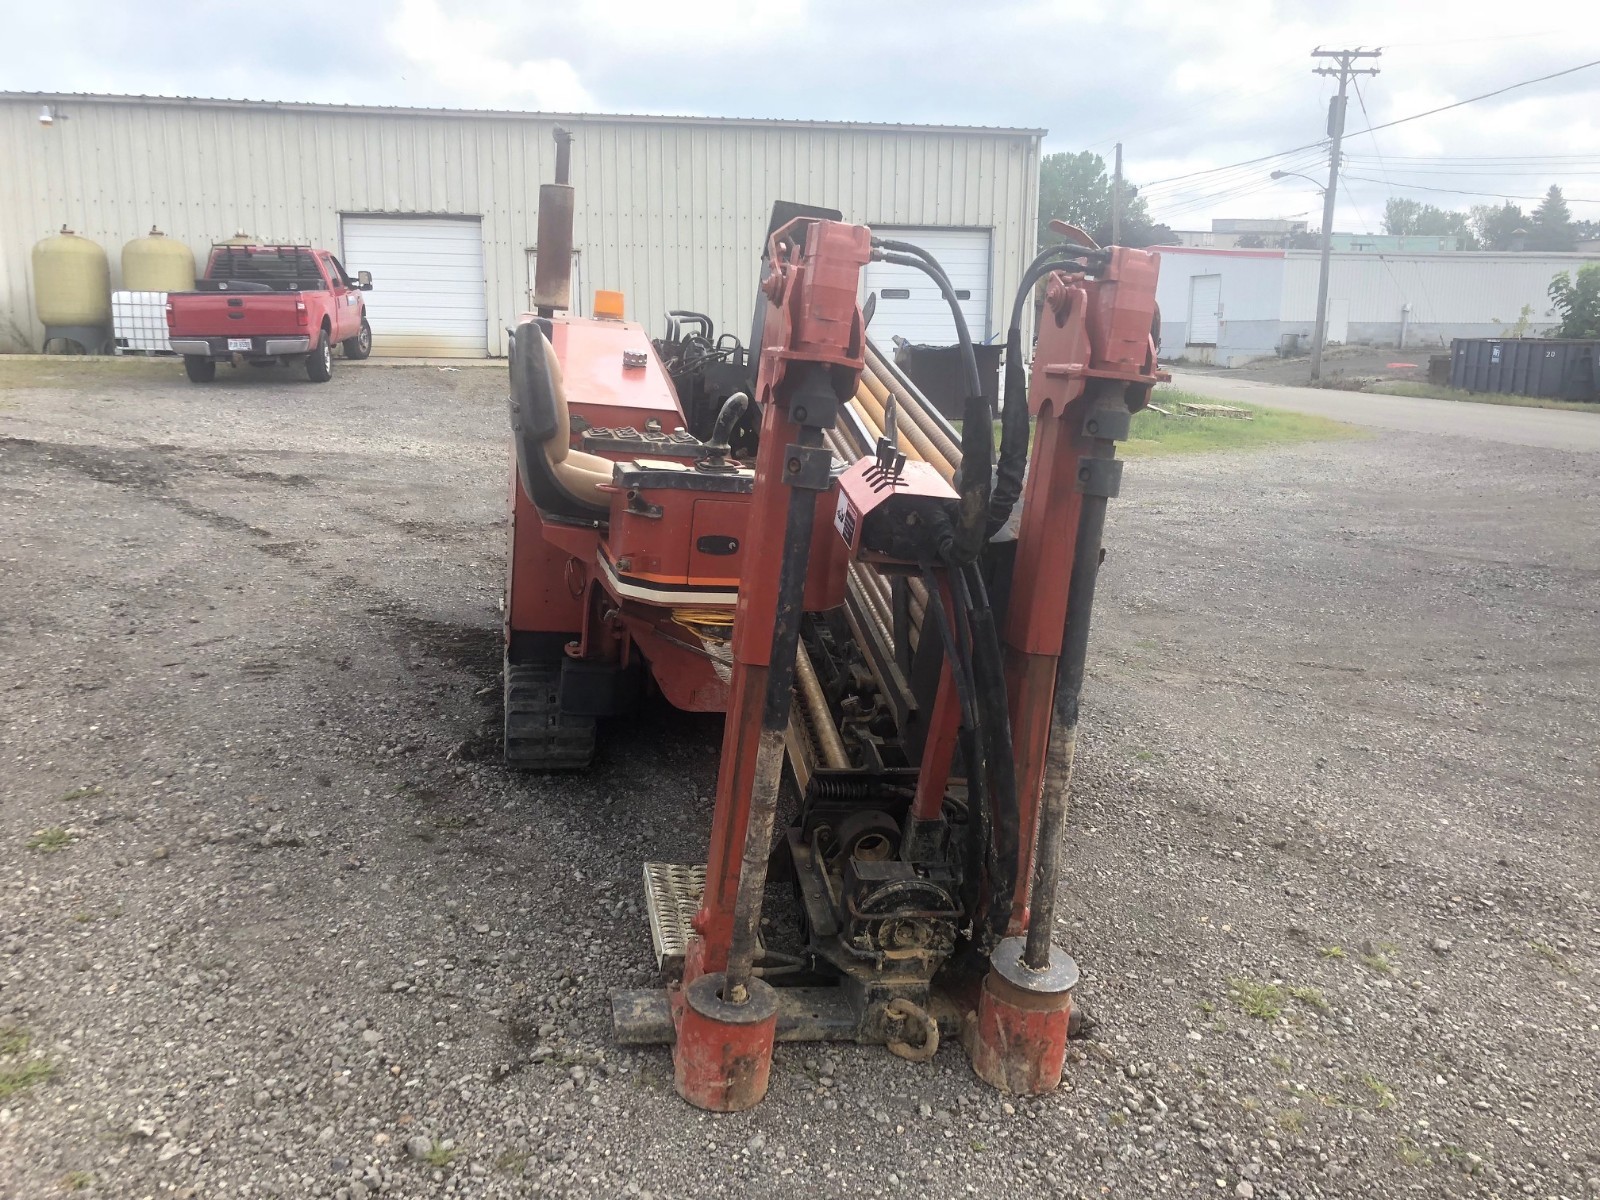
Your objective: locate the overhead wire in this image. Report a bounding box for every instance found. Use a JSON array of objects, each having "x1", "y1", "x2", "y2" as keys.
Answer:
[
  {"x1": 1344, "y1": 56, "x2": 1600, "y2": 140},
  {"x1": 1340, "y1": 175, "x2": 1600, "y2": 204},
  {"x1": 1133, "y1": 55, "x2": 1600, "y2": 207},
  {"x1": 1350, "y1": 76, "x2": 1393, "y2": 224}
]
